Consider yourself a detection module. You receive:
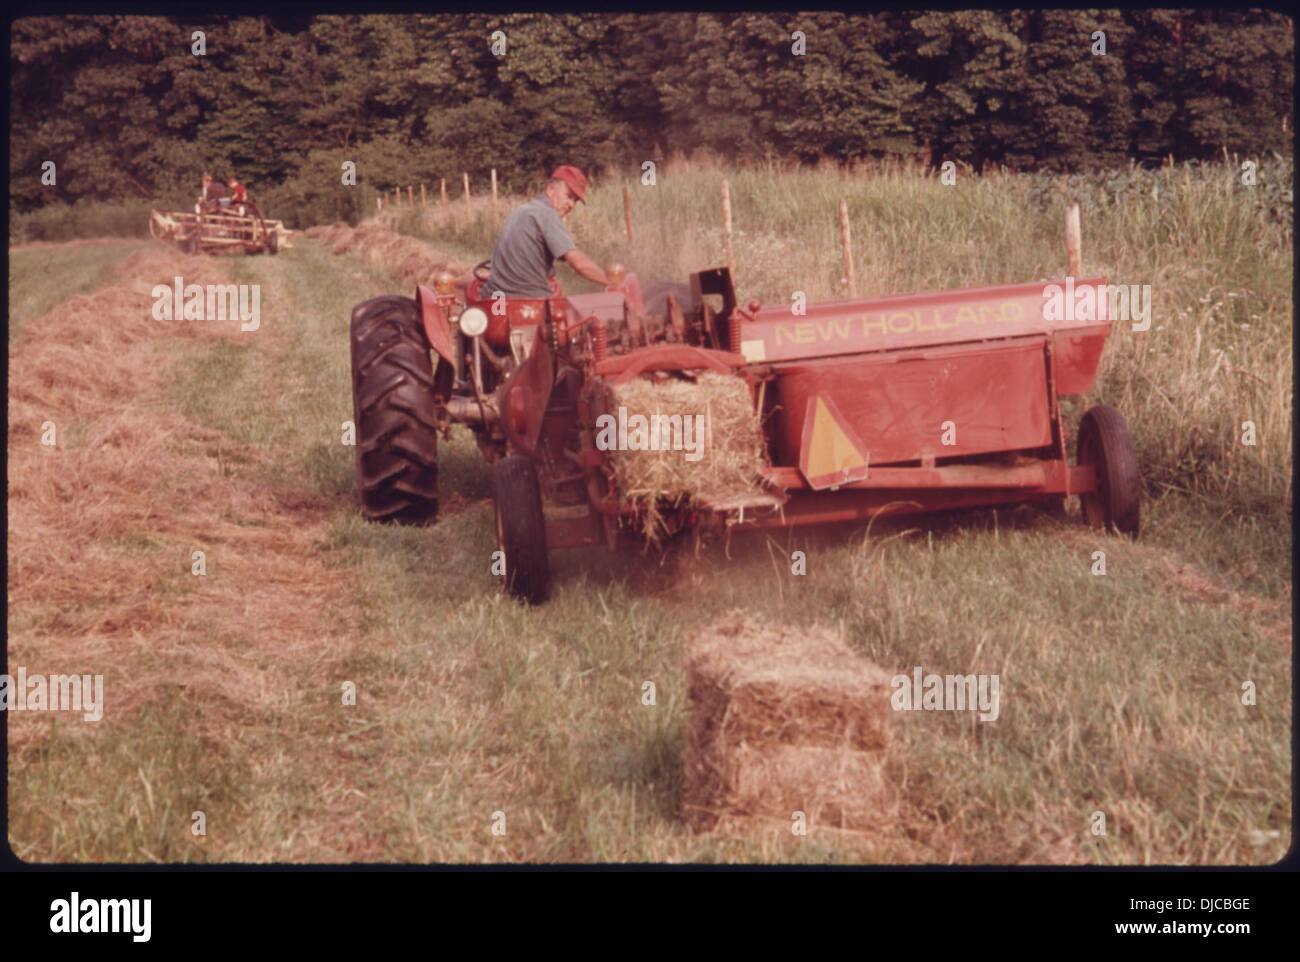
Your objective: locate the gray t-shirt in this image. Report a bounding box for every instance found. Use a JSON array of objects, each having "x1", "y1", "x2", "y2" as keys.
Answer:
[{"x1": 486, "y1": 195, "x2": 576, "y2": 297}]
